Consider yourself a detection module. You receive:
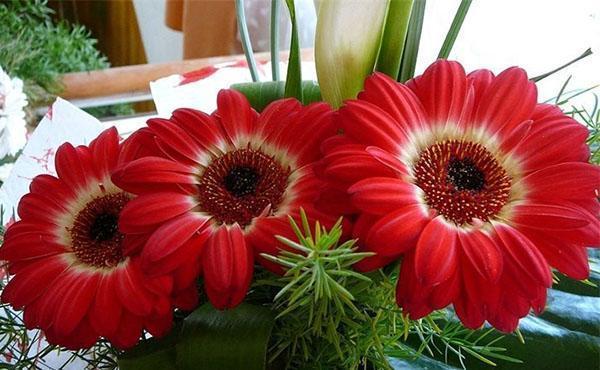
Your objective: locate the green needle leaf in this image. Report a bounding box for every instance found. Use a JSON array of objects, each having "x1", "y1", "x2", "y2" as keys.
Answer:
[
  {"x1": 437, "y1": 0, "x2": 473, "y2": 59},
  {"x1": 531, "y1": 48, "x2": 593, "y2": 82},
  {"x1": 284, "y1": 0, "x2": 303, "y2": 102},
  {"x1": 376, "y1": 0, "x2": 414, "y2": 79},
  {"x1": 398, "y1": 0, "x2": 426, "y2": 82}
]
